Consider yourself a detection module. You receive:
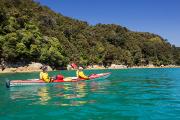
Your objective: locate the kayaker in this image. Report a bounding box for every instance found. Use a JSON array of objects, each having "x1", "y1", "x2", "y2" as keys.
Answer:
[
  {"x1": 76, "y1": 66, "x2": 89, "y2": 80},
  {"x1": 40, "y1": 66, "x2": 53, "y2": 83}
]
